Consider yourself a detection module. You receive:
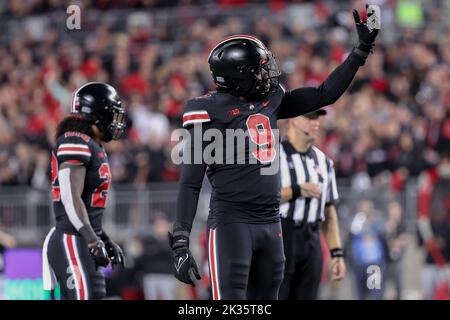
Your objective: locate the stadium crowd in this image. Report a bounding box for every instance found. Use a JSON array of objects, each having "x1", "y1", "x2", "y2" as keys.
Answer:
[{"x1": 0, "y1": 0, "x2": 449, "y2": 190}]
